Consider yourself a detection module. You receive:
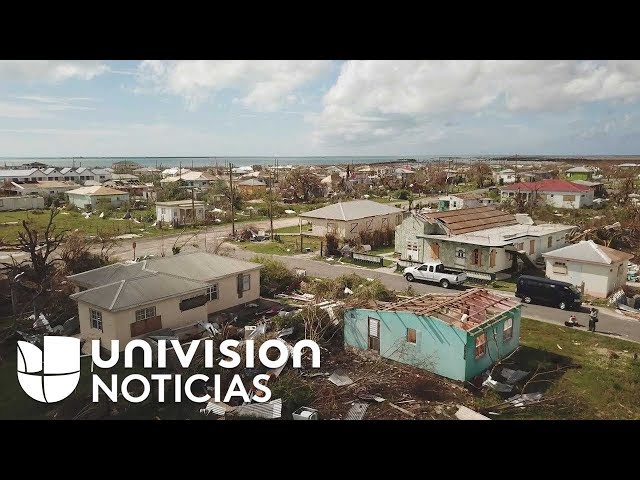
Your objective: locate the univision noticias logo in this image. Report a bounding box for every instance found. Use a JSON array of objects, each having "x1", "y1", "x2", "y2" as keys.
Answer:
[{"x1": 17, "y1": 337, "x2": 81, "y2": 403}]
